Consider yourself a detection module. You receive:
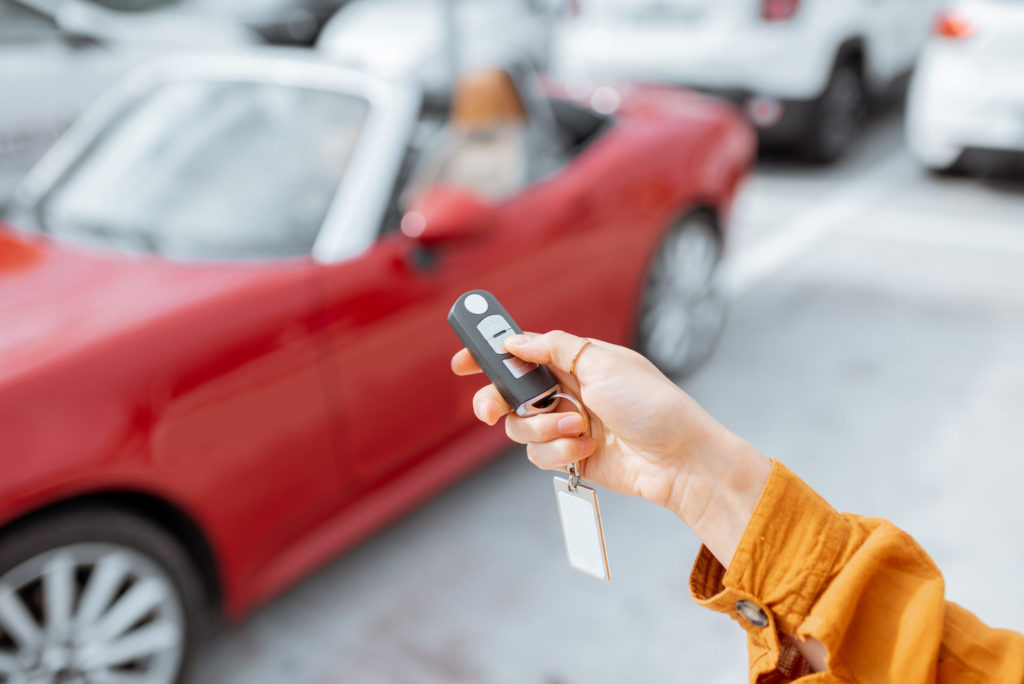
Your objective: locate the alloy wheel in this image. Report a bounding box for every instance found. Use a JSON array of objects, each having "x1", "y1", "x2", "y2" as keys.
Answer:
[
  {"x1": 0, "y1": 543, "x2": 185, "y2": 684},
  {"x1": 638, "y1": 217, "x2": 725, "y2": 377}
]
